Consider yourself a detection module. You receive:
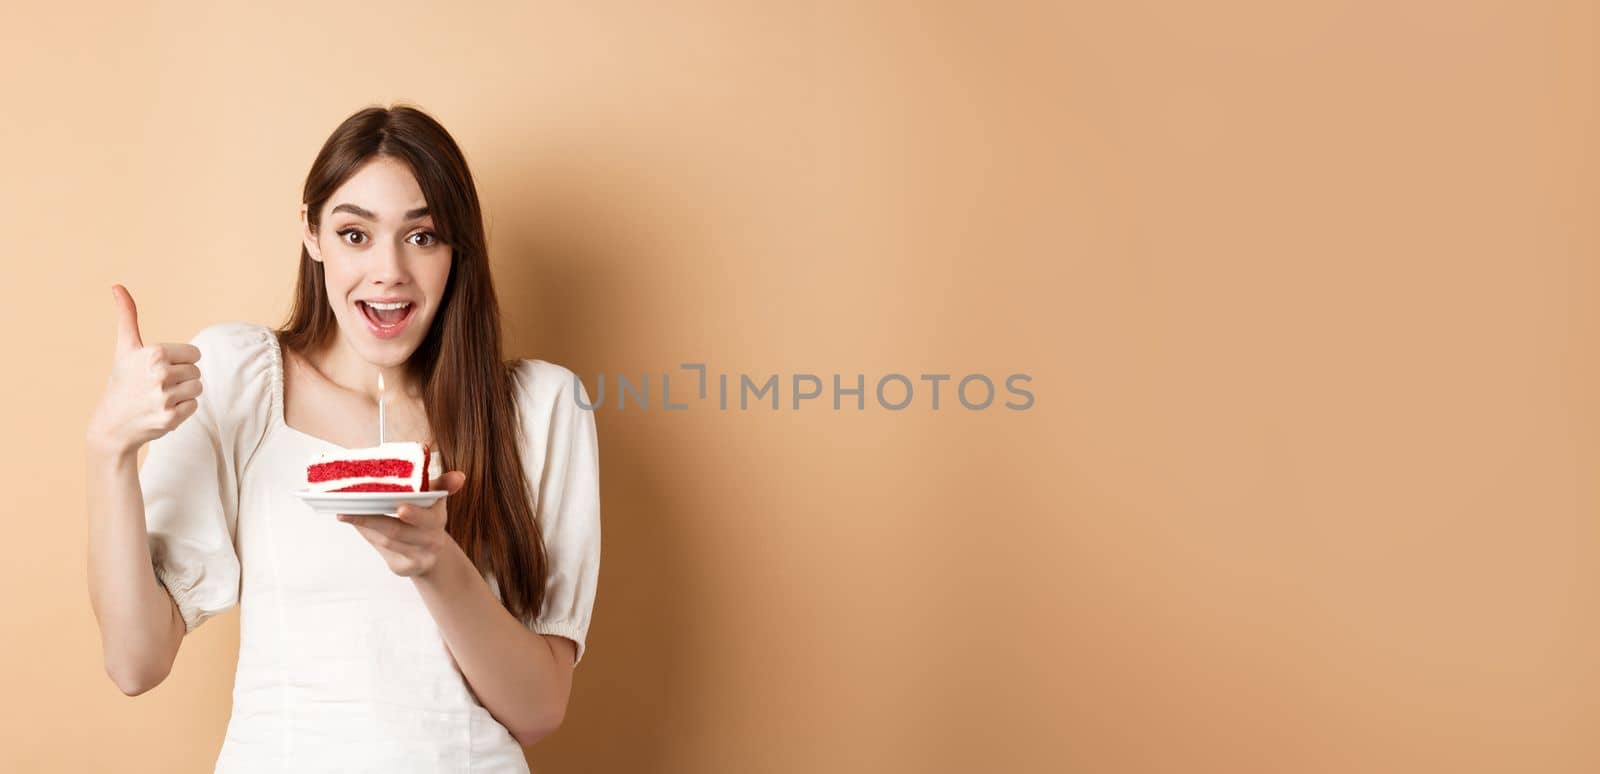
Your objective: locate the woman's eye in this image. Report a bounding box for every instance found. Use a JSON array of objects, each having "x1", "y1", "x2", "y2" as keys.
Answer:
[
  {"x1": 409, "y1": 231, "x2": 439, "y2": 247},
  {"x1": 336, "y1": 228, "x2": 366, "y2": 245}
]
